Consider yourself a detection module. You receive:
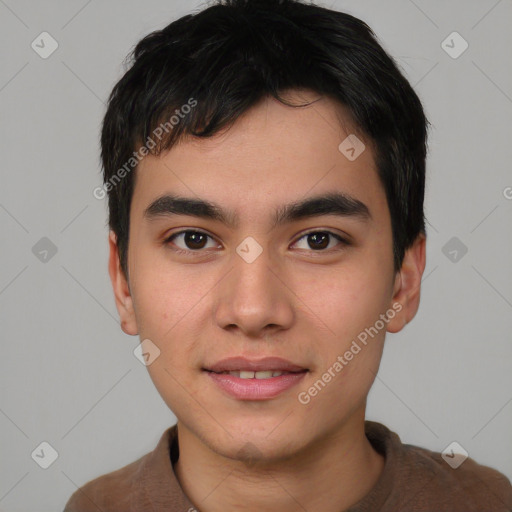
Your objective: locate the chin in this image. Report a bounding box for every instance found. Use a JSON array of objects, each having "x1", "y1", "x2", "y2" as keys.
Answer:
[
  {"x1": 221, "y1": 435, "x2": 303, "y2": 466},
  {"x1": 199, "y1": 415, "x2": 309, "y2": 463}
]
